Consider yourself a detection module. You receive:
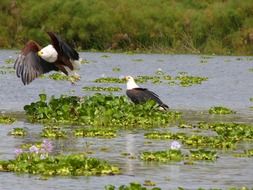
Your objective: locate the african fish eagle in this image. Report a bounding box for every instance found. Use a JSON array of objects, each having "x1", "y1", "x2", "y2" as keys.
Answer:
[
  {"x1": 125, "y1": 76, "x2": 169, "y2": 110},
  {"x1": 14, "y1": 32, "x2": 81, "y2": 85}
]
